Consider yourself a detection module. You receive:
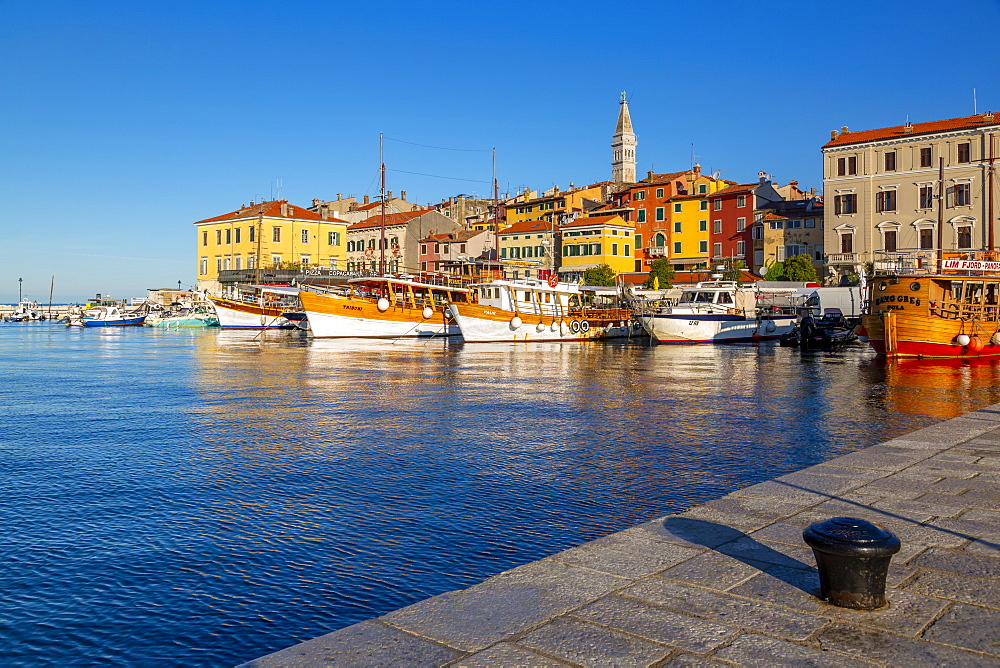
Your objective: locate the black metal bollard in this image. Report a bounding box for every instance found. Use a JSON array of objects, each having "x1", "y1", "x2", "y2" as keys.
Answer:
[{"x1": 802, "y1": 517, "x2": 900, "y2": 610}]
